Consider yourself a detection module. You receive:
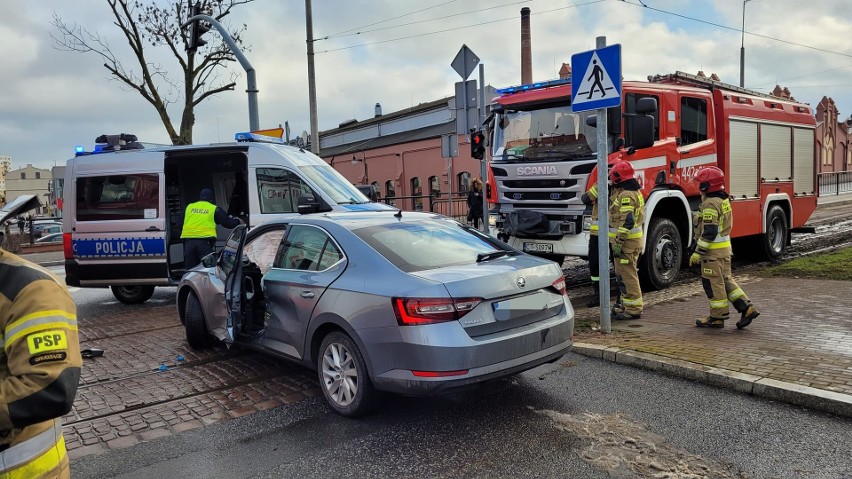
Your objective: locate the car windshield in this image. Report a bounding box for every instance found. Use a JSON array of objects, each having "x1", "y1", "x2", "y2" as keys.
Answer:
[
  {"x1": 492, "y1": 104, "x2": 606, "y2": 161},
  {"x1": 298, "y1": 165, "x2": 370, "y2": 205},
  {"x1": 352, "y1": 219, "x2": 507, "y2": 272}
]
